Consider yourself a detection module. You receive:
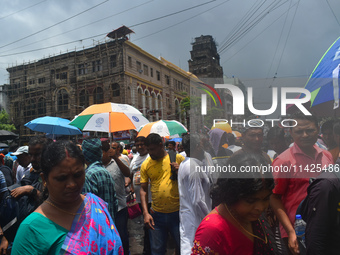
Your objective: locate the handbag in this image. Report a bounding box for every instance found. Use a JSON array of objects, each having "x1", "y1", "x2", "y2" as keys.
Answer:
[{"x1": 126, "y1": 192, "x2": 142, "y2": 219}]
